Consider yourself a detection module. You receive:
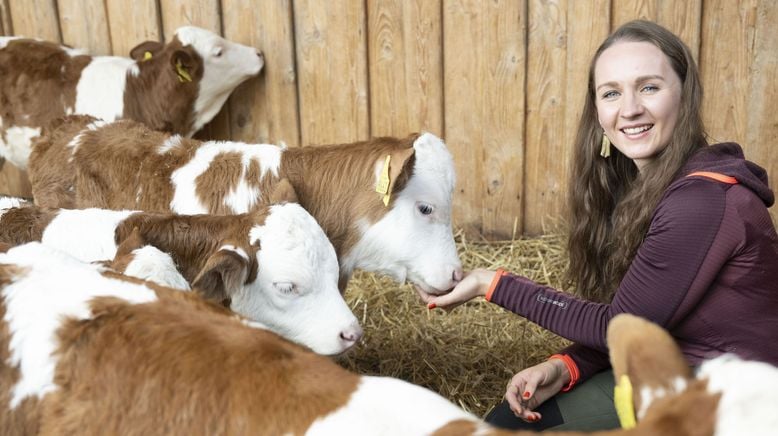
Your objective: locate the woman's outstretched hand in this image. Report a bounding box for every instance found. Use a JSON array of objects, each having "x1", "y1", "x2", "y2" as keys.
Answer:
[
  {"x1": 416, "y1": 268, "x2": 496, "y2": 310},
  {"x1": 504, "y1": 359, "x2": 569, "y2": 422}
]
